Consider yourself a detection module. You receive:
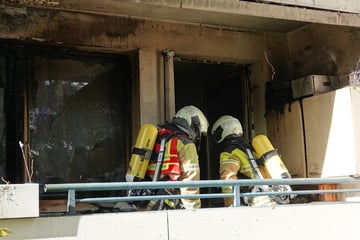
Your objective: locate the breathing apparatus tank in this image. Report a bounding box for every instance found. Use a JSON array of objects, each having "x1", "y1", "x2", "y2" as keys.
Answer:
[
  {"x1": 252, "y1": 134, "x2": 291, "y2": 179},
  {"x1": 252, "y1": 135, "x2": 295, "y2": 204},
  {"x1": 126, "y1": 124, "x2": 158, "y2": 182}
]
